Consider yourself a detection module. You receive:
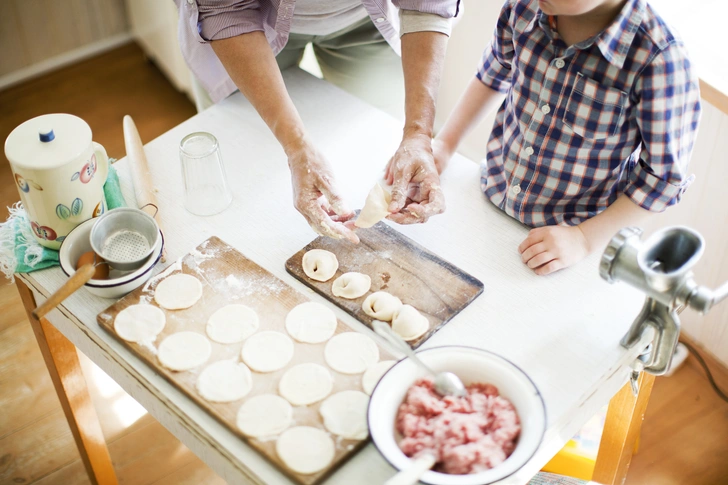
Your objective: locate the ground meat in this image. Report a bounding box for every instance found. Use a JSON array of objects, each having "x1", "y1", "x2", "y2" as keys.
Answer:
[{"x1": 395, "y1": 378, "x2": 521, "y2": 475}]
